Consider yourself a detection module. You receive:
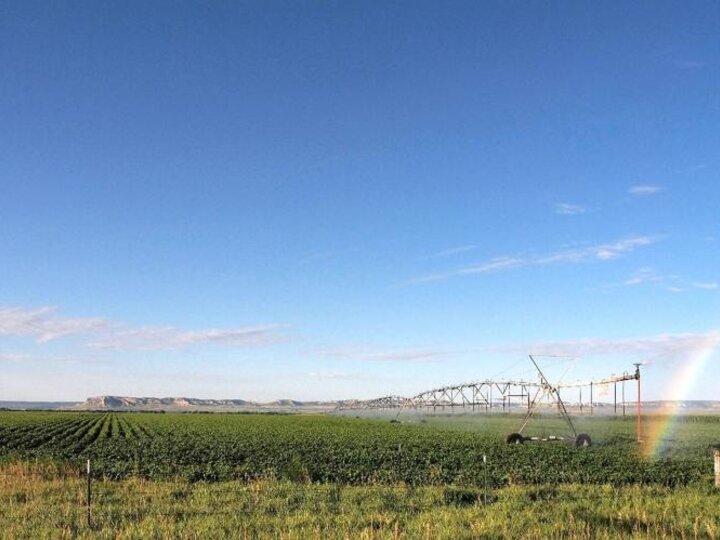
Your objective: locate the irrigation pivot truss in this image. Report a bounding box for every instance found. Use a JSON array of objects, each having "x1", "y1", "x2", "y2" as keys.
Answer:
[
  {"x1": 337, "y1": 358, "x2": 641, "y2": 416},
  {"x1": 340, "y1": 380, "x2": 538, "y2": 412}
]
